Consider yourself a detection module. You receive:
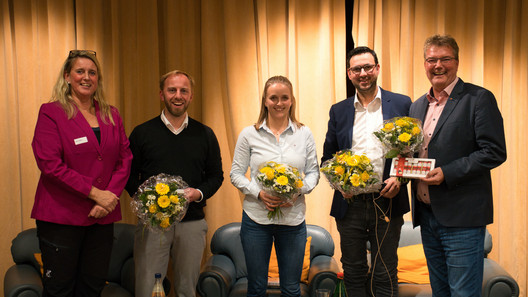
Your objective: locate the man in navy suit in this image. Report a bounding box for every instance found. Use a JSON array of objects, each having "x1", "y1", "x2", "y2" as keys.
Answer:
[
  {"x1": 321, "y1": 46, "x2": 411, "y2": 297},
  {"x1": 410, "y1": 35, "x2": 506, "y2": 296}
]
